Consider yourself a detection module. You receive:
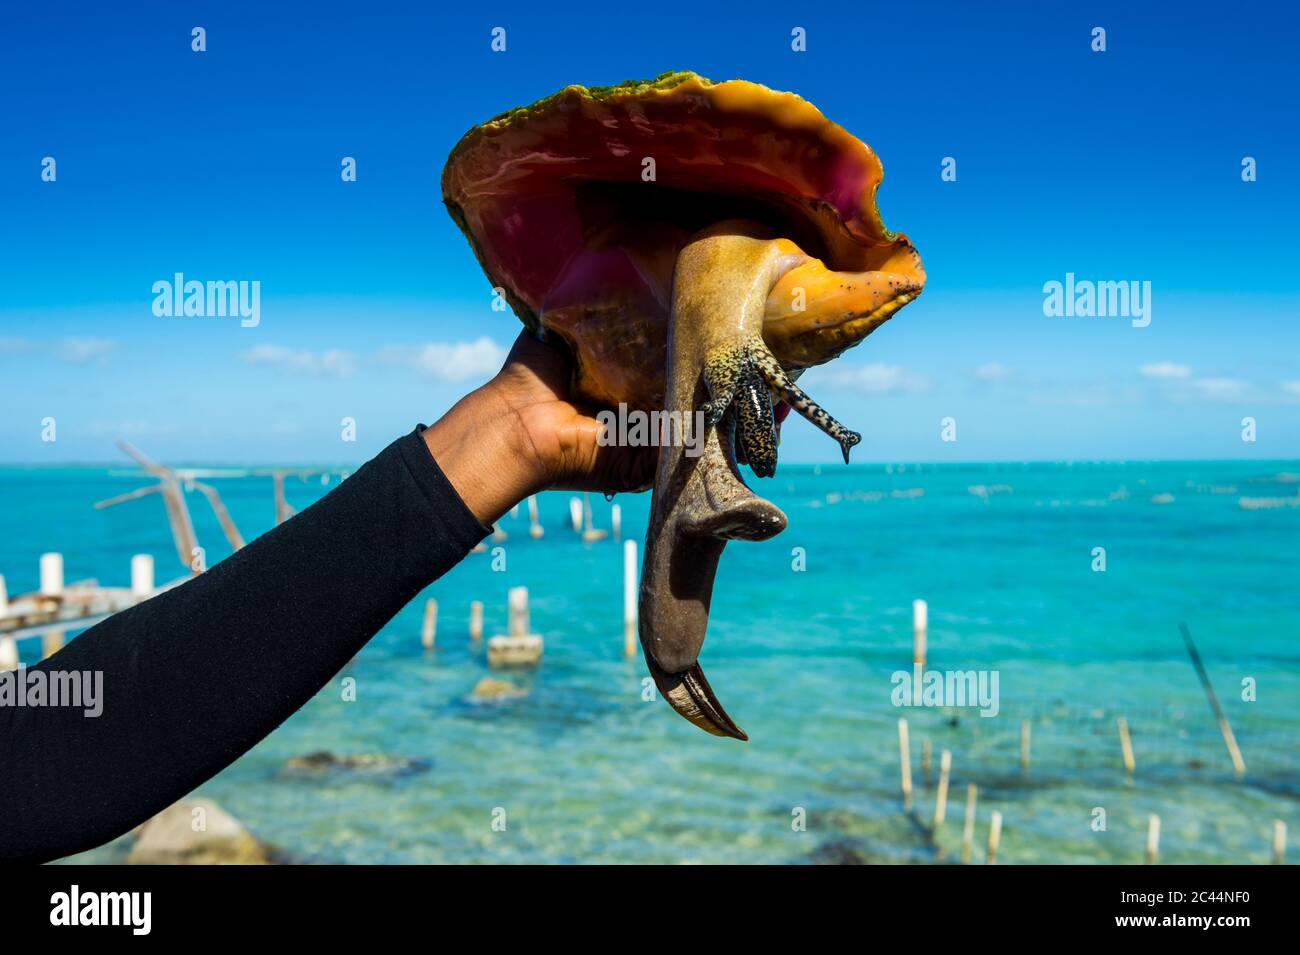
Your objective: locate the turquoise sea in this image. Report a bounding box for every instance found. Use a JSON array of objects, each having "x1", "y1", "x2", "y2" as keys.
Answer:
[{"x1": 2, "y1": 459, "x2": 1298, "y2": 864}]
